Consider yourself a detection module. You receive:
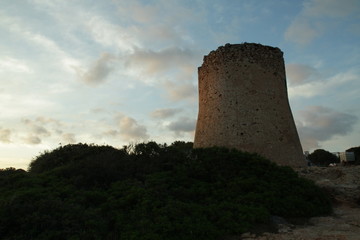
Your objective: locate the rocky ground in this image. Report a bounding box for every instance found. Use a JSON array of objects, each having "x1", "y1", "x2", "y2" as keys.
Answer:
[{"x1": 238, "y1": 165, "x2": 360, "y2": 240}]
